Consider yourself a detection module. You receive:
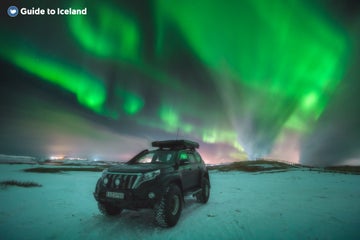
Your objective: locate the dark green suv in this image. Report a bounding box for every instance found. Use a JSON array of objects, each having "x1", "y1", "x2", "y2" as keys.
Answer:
[{"x1": 94, "y1": 140, "x2": 210, "y2": 227}]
